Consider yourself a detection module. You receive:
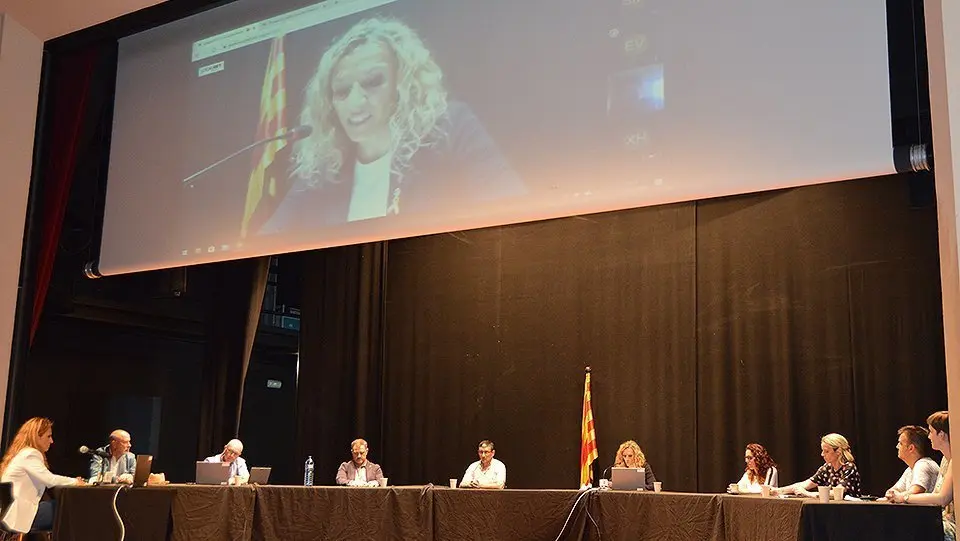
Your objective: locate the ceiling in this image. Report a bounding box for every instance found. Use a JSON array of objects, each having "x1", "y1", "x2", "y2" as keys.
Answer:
[{"x1": 0, "y1": 0, "x2": 165, "y2": 40}]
